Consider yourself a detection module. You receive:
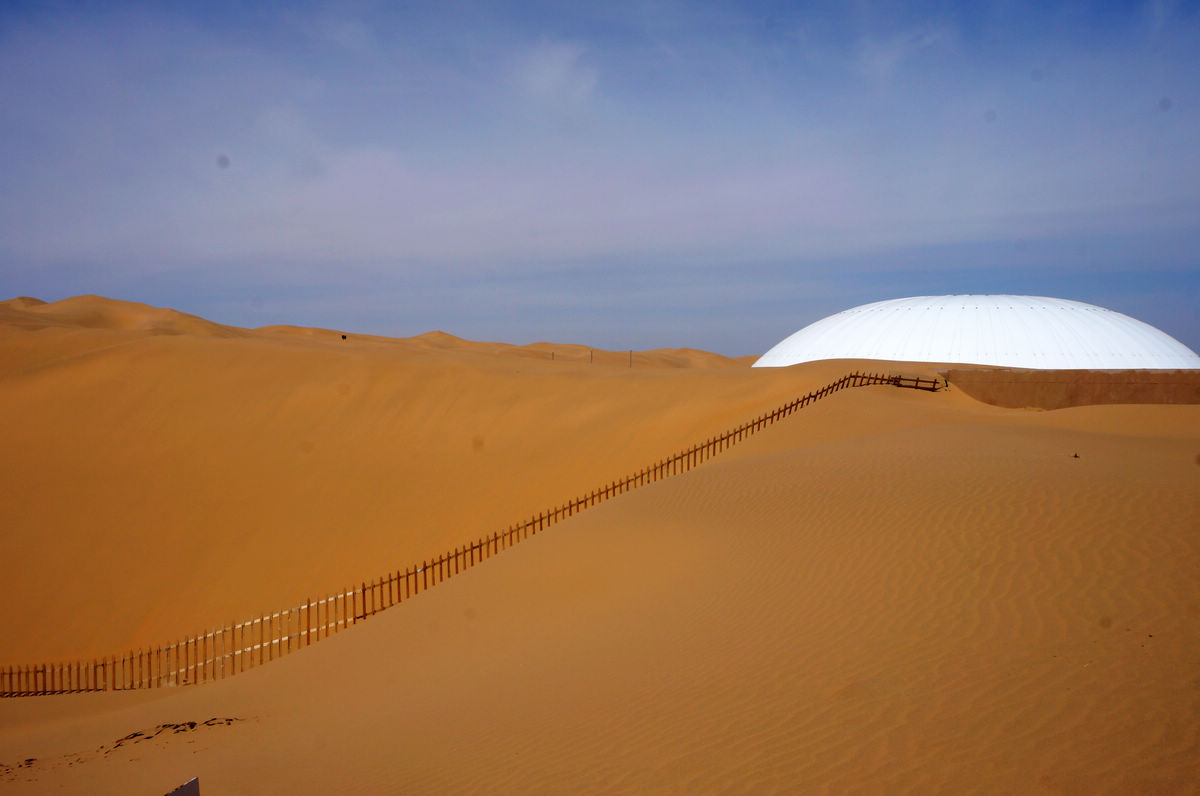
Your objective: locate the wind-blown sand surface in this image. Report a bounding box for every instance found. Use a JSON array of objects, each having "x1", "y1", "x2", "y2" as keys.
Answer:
[{"x1": 1, "y1": 295, "x2": 1198, "y2": 793}]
